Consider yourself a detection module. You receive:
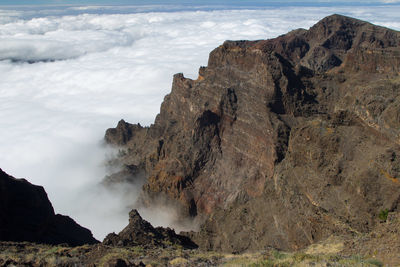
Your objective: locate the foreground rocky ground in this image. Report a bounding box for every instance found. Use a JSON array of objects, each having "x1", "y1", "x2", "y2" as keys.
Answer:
[
  {"x1": 1, "y1": 211, "x2": 399, "y2": 266},
  {"x1": 0, "y1": 241, "x2": 386, "y2": 267}
]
